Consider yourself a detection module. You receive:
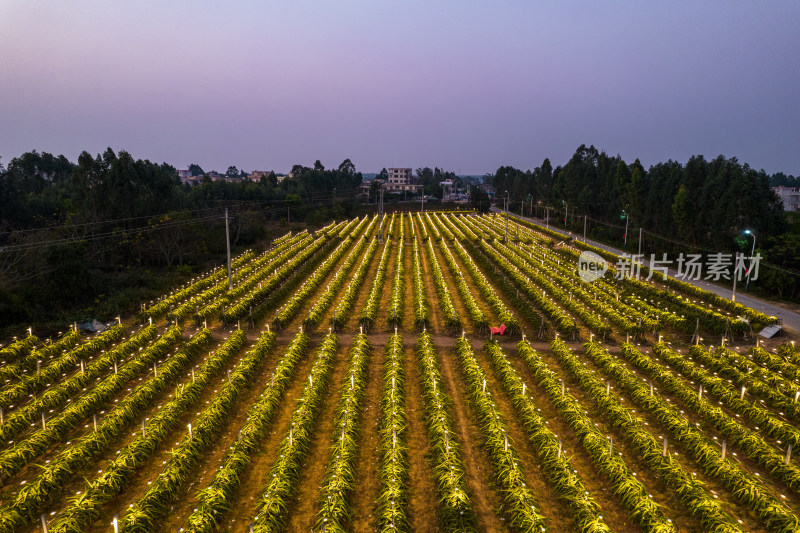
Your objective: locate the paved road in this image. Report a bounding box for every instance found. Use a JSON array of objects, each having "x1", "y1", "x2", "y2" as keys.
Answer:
[{"x1": 491, "y1": 207, "x2": 800, "y2": 337}]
